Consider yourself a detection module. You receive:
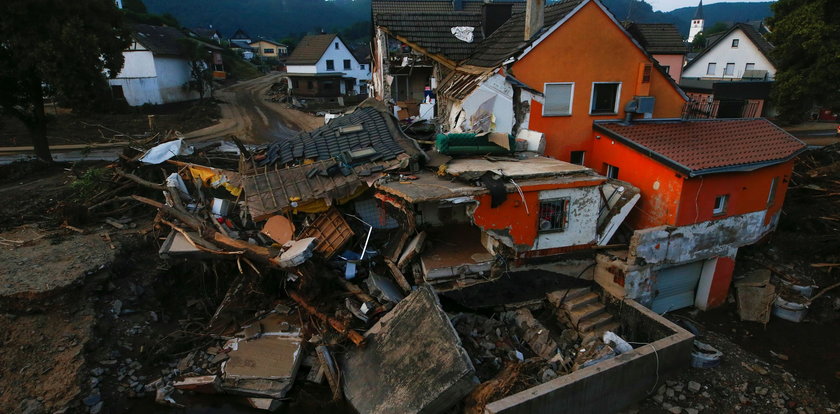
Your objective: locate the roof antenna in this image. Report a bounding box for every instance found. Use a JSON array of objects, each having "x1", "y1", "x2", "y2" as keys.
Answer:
[{"x1": 626, "y1": 0, "x2": 634, "y2": 21}]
